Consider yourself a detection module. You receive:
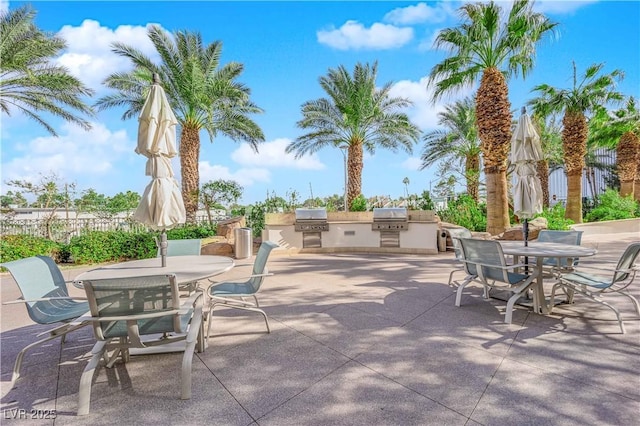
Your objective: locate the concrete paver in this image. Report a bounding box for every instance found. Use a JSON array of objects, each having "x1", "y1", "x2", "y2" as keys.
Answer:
[{"x1": 1, "y1": 230, "x2": 638, "y2": 424}]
